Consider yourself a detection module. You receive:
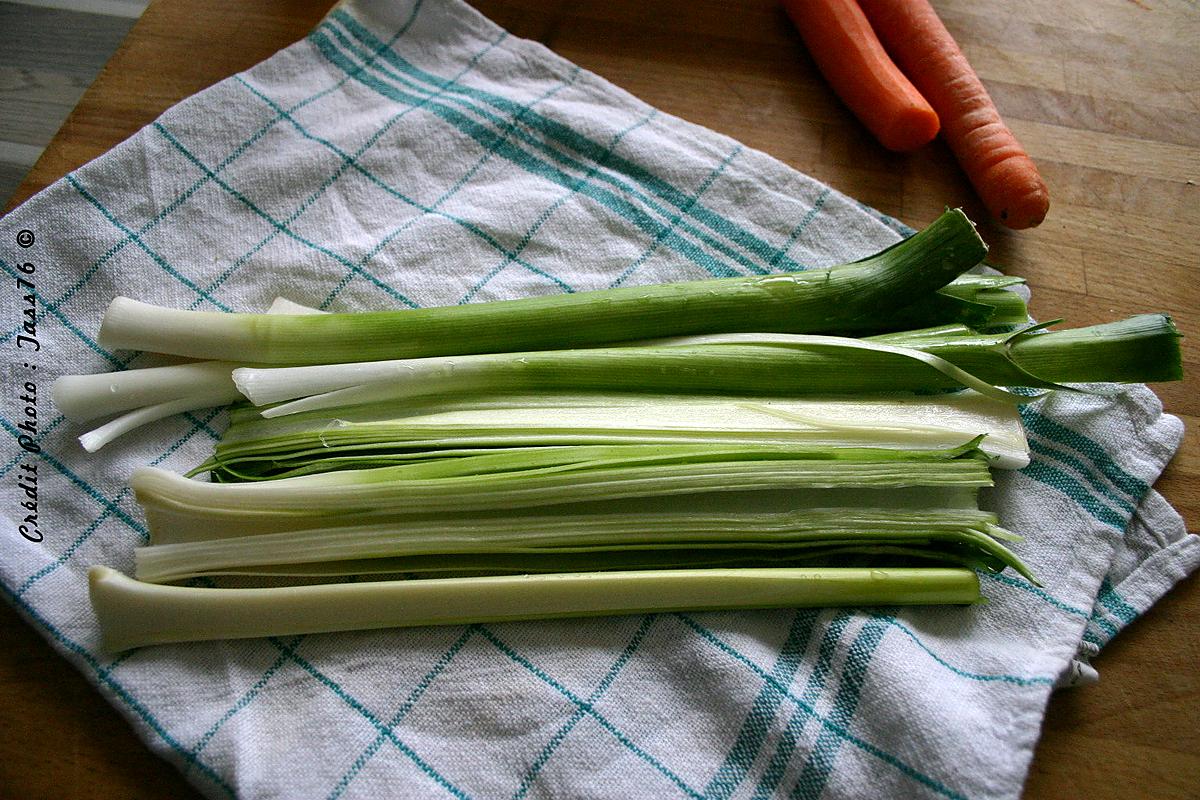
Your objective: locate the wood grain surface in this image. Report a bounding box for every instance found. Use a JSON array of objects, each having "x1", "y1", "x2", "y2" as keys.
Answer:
[
  {"x1": 1, "y1": 0, "x2": 1196, "y2": 798},
  {"x1": 0, "y1": 2, "x2": 140, "y2": 206}
]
